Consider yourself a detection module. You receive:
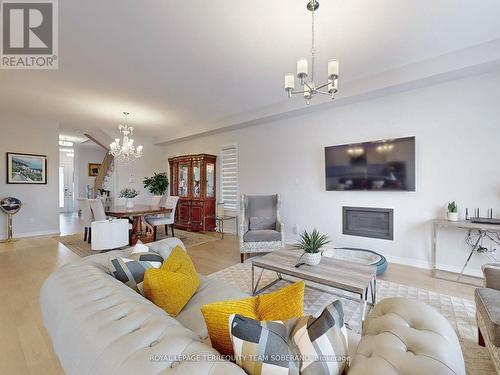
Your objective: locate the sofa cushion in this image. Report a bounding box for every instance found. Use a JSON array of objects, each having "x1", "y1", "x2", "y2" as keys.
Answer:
[
  {"x1": 229, "y1": 300, "x2": 348, "y2": 375},
  {"x1": 243, "y1": 229, "x2": 281, "y2": 242},
  {"x1": 176, "y1": 276, "x2": 249, "y2": 339},
  {"x1": 143, "y1": 246, "x2": 200, "y2": 317},
  {"x1": 249, "y1": 216, "x2": 276, "y2": 230},
  {"x1": 200, "y1": 282, "x2": 305, "y2": 356},
  {"x1": 476, "y1": 288, "x2": 500, "y2": 347},
  {"x1": 108, "y1": 252, "x2": 163, "y2": 294}
]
